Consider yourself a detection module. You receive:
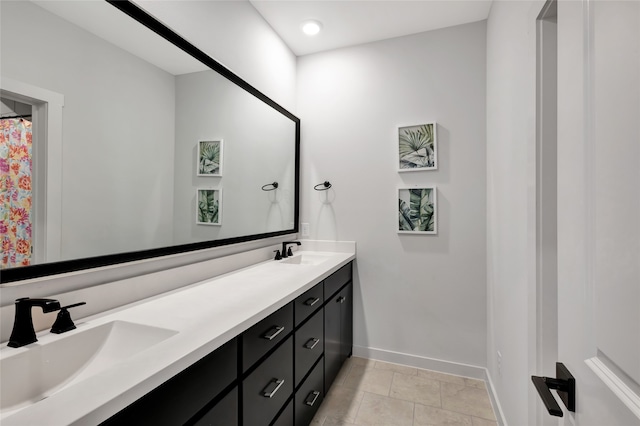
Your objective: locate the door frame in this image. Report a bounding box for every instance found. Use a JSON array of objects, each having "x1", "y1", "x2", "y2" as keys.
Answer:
[
  {"x1": 1, "y1": 78, "x2": 64, "y2": 264},
  {"x1": 533, "y1": 1, "x2": 559, "y2": 424}
]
